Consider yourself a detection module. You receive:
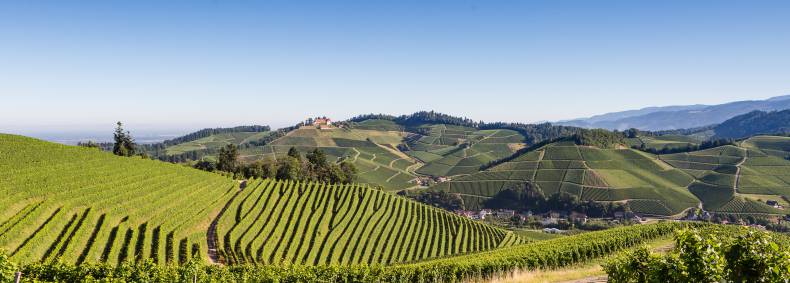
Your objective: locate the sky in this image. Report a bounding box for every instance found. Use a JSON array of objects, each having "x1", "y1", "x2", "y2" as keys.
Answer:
[{"x1": 2, "y1": 0, "x2": 790, "y2": 138}]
